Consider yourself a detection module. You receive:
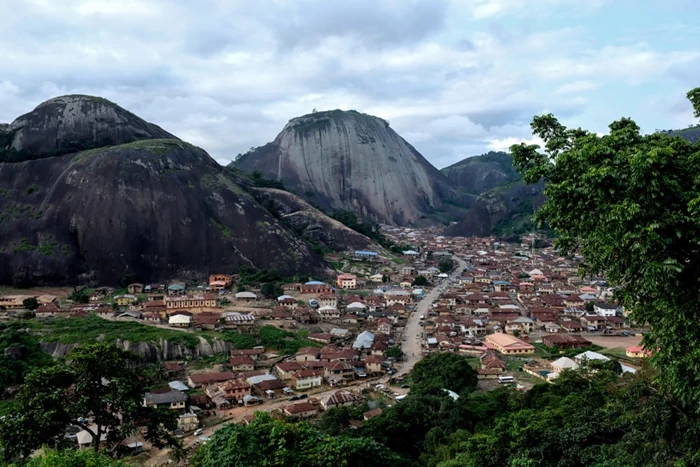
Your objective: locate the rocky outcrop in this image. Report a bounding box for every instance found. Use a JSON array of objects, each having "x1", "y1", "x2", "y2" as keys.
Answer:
[
  {"x1": 233, "y1": 110, "x2": 453, "y2": 225},
  {"x1": 441, "y1": 151, "x2": 520, "y2": 195},
  {"x1": 444, "y1": 180, "x2": 545, "y2": 237},
  {"x1": 1, "y1": 95, "x2": 176, "y2": 162},
  {"x1": 40, "y1": 337, "x2": 234, "y2": 363},
  {"x1": 249, "y1": 187, "x2": 384, "y2": 253},
  {"x1": 0, "y1": 96, "x2": 328, "y2": 285}
]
